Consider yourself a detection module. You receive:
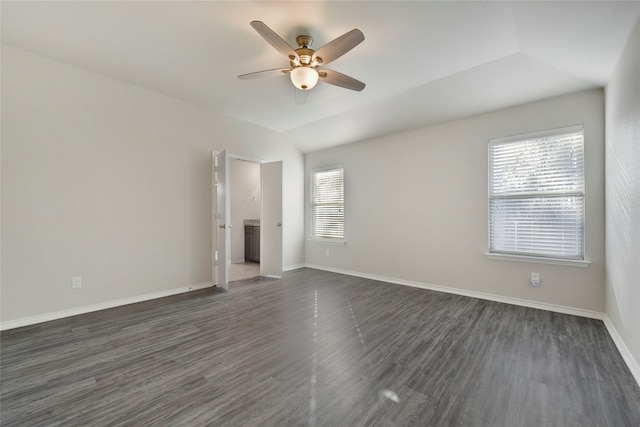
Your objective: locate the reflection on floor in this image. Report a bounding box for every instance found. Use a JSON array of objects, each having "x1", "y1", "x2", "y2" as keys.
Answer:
[{"x1": 230, "y1": 262, "x2": 260, "y2": 282}]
